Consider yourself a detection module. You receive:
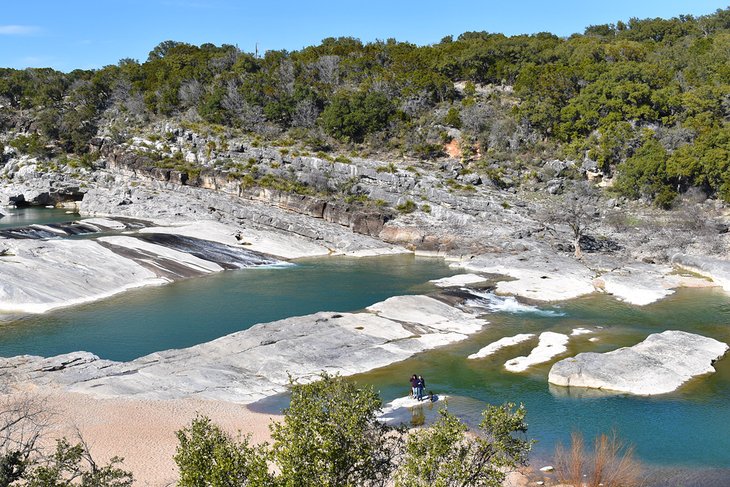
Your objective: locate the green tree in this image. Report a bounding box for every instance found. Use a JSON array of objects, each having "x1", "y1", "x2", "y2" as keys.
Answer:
[
  {"x1": 174, "y1": 416, "x2": 271, "y2": 487},
  {"x1": 25, "y1": 439, "x2": 132, "y2": 487},
  {"x1": 394, "y1": 404, "x2": 531, "y2": 487},
  {"x1": 270, "y1": 373, "x2": 401, "y2": 487},
  {"x1": 320, "y1": 91, "x2": 395, "y2": 141}
]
